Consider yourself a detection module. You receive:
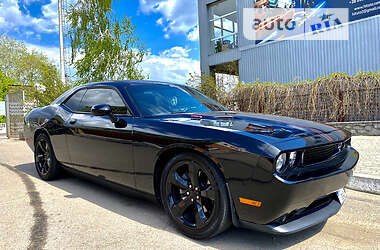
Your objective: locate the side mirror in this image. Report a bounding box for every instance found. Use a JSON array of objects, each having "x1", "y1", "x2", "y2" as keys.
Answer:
[
  {"x1": 91, "y1": 104, "x2": 127, "y2": 128},
  {"x1": 91, "y1": 104, "x2": 112, "y2": 117}
]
